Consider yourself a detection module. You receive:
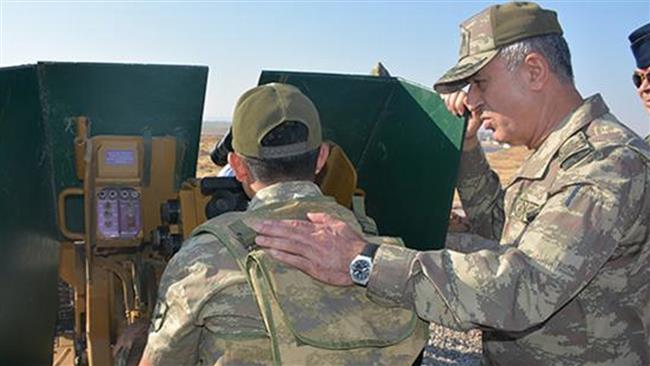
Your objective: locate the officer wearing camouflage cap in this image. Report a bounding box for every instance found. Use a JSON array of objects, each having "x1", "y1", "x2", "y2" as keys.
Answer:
[
  {"x1": 251, "y1": 3, "x2": 650, "y2": 365},
  {"x1": 139, "y1": 83, "x2": 428, "y2": 366}
]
